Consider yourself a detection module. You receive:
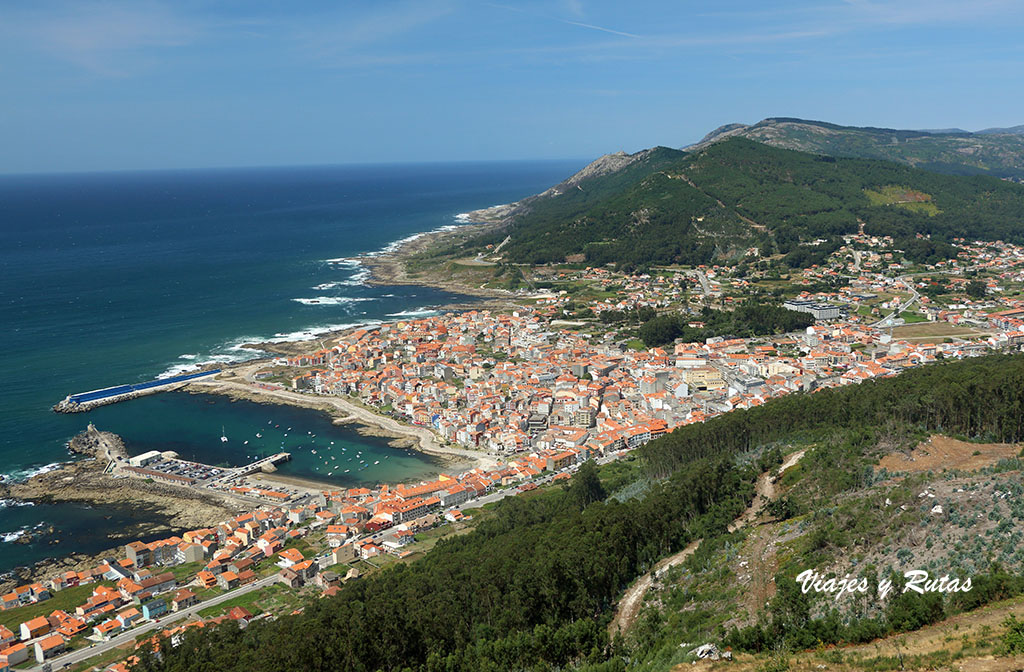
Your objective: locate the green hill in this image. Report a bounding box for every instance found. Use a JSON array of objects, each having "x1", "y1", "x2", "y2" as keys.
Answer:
[
  {"x1": 129, "y1": 354, "x2": 1024, "y2": 672},
  {"x1": 689, "y1": 117, "x2": 1024, "y2": 180},
  {"x1": 476, "y1": 137, "x2": 1024, "y2": 267}
]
